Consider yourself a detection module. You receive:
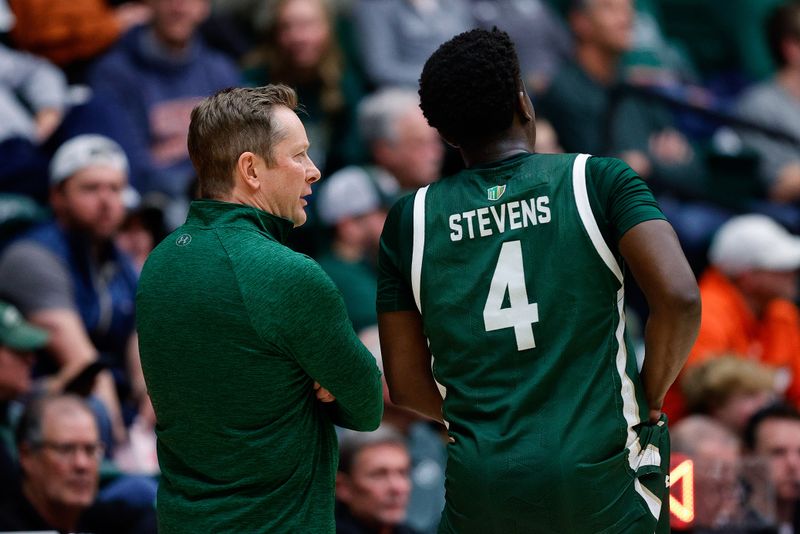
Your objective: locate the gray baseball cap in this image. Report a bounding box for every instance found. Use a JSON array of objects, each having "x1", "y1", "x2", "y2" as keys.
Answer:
[{"x1": 49, "y1": 134, "x2": 129, "y2": 186}]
